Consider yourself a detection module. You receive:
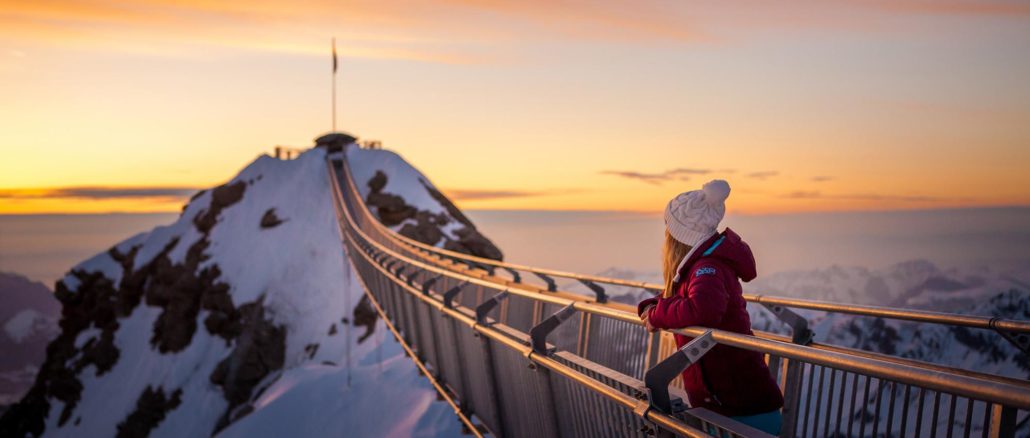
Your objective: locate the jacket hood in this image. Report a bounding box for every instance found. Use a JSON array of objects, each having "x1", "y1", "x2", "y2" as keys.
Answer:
[{"x1": 677, "y1": 228, "x2": 757, "y2": 282}]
